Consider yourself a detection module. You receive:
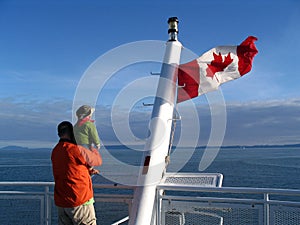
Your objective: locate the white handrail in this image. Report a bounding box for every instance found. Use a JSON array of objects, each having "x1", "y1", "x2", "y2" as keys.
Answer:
[
  {"x1": 156, "y1": 184, "x2": 300, "y2": 225},
  {"x1": 111, "y1": 216, "x2": 129, "y2": 225},
  {"x1": 1, "y1": 182, "x2": 300, "y2": 225},
  {"x1": 0, "y1": 181, "x2": 134, "y2": 225}
]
